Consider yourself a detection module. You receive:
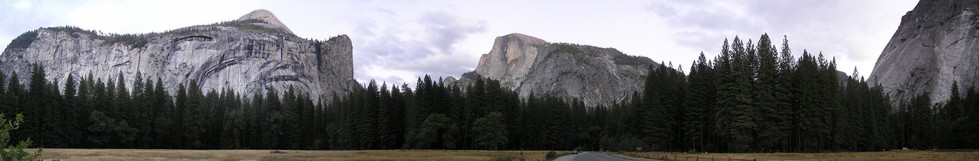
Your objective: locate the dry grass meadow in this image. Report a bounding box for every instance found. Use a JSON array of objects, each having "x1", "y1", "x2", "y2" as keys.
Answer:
[
  {"x1": 624, "y1": 150, "x2": 979, "y2": 161},
  {"x1": 36, "y1": 149, "x2": 557, "y2": 161}
]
